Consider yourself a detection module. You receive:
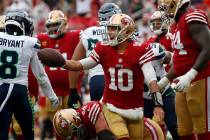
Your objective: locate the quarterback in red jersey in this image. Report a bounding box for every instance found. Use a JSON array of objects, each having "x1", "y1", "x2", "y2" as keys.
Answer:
[
  {"x1": 61, "y1": 13, "x2": 164, "y2": 140},
  {"x1": 53, "y1": 101, "x2": 164, "y2": 140},
  {"x1": 158, "y1": 0, "x2": 210, "y2": 140},
  {"x1": 37, "y1": 10, "x2": 81, "y2": 140}
]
